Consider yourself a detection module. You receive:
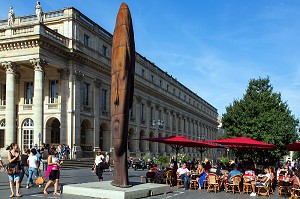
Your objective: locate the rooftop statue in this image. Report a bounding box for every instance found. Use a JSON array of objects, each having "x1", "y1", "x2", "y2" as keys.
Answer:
[
  {"x1": 34, "y1": 1, "x2": 43, "y2": 23},
  {"x1": 8, "y1": 6, "x2": 15, "y2": 26},
  {"x1": 110, "y1": 3, "x2": 135, "y2": 188}
]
